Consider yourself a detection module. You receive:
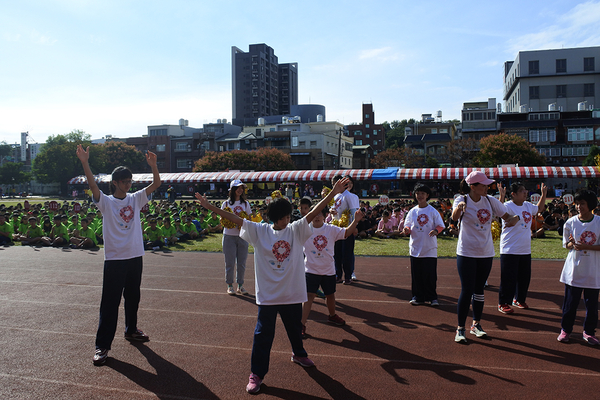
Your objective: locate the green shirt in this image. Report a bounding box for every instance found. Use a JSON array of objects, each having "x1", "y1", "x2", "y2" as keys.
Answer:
[
  {"x1": 26, "y1": 225, "x2": 44, "y2": 238},
  {"x1": 182, "y1": 223, "x2": 197, "y2": 234},
  {"x1": 52, "y1": 224, "x2": 69, "y2": 241},
  {"x1": 0, "y1": 222, "x2": 12, "y2": 238},
  {"x1": 205, "y1": 216, "x2": 220, "y2": 227},
  {"x1": 79, "y1": 226, "x2": 98, "y2": 245},
  {"x1": 162, "y1": 225, "x2": 177, "y2": 238},
  {"x1": 145, "y1": 227, "x2": 163, "y2": 241}
]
